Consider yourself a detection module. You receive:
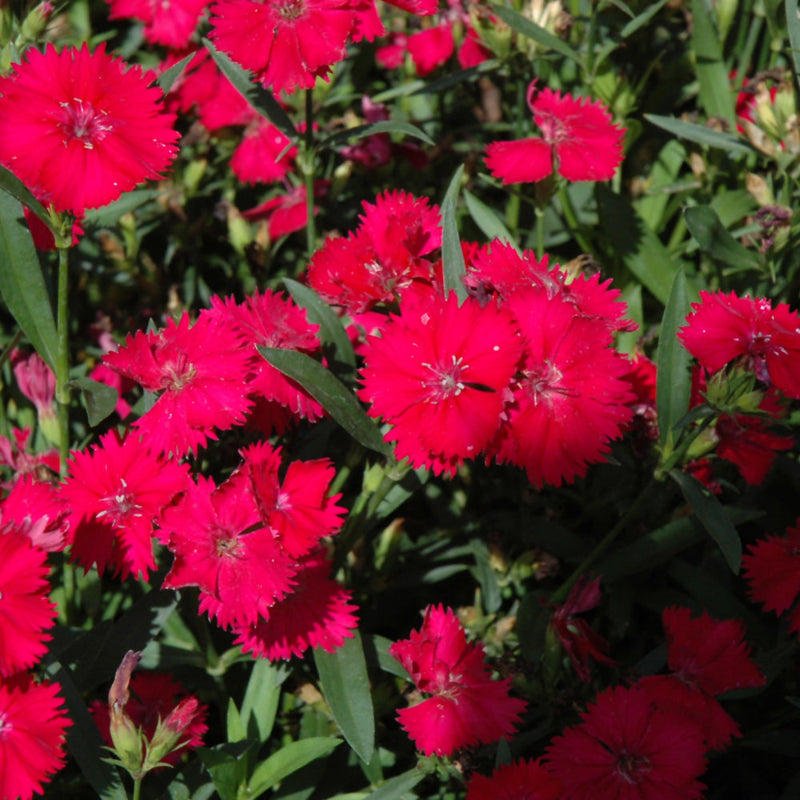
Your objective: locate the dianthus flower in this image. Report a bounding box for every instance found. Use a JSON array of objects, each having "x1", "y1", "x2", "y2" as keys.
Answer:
[
  {"x1": 678, "y1": 291, "x2": 800, "y2": 399},
  {"x1": 466, "y1": 758, "x2": 562, "y2": 800},
  {"x1": 0, "y1": 428, "x2": 59, "y2": 484},
  {"x1": 389, "y1": 605, "x2": 526, "y2": 756},
  {"x1": 0, "y1": 44, "x2": 179, "y2": 215},
  {"x1": 0, "y1": 475, "x2": 68, "y2": 552},
  {"x1": 234, "y1": 550, "x2": 358, "y2": 660},
  {"x1": 104, "y1": 311, "x2": 253, "y2": 457},
  {"x1": 637, "y1": 607, "x2": 765, "y2": 751},
  {"x1": 105, "y1": 0, "x2": 207, "y2": 48},
  {"x1": 485, "y1": 82, "x2": 625, "y2": 184},
  {"x1": 243, "y1": 183, "x2": 321, "y2": 242},
  {"x1": 0, "y1": 531, "x2": 57, "y2": 677},
  {"x1": 742, "y1": 516, "x2": 800, "y2": 634},
  {"x1": 359, "y1": 292, "x2": 523, "y2": 476},
  {"x1": 489, "y1": 290, "x2": 634, "y2": 488},
  {"x1": 60, "y1": 430, "x2": 190, "y2": 581},
  {"x1": 546, "y1": 685, "x2": 707, "y2": 800},
  {"x1": 159, "y1": 472, "x2": 297, "y2": 628},
  {"x1": 0, "y1": 673, "x2": 71, "y2": 800}
]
